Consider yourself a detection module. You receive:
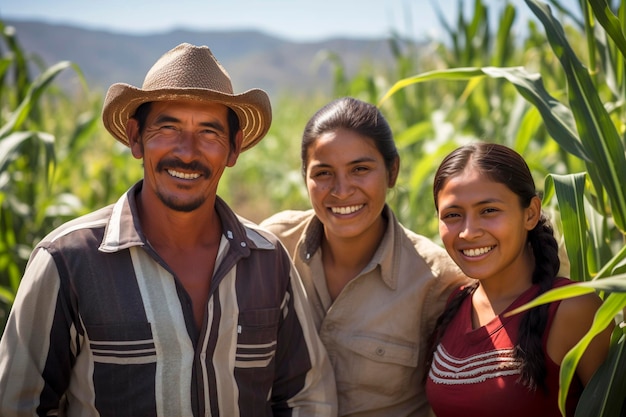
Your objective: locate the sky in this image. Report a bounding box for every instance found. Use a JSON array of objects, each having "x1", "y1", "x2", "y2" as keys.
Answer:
[{"x1": 0, "y1": 0, "x2": 579, "y2": 43}]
